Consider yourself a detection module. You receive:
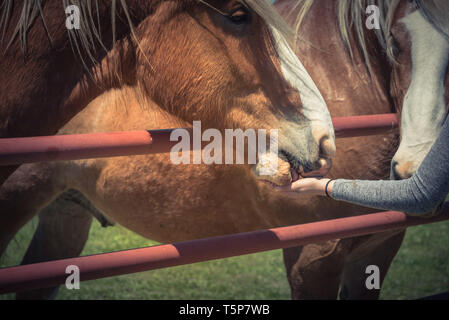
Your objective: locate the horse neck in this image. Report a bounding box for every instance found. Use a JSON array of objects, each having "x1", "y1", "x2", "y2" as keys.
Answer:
[{"x1": 0, "y1": 1, "x2": 155, "y2": 139}]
